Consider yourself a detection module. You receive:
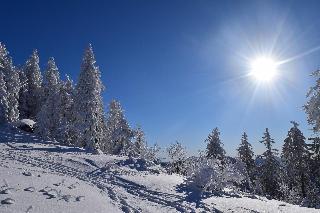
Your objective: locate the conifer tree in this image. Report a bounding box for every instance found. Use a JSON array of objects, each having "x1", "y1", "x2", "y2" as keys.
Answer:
[
  {"x1": 237, "y1": 132, "x2": 256, "y2": 185},
  {"x1": 259, "y1": 128, "x2": 281, "y2": 198},
  {"x1": 132, "y1": 126, "x2": 147, "y2": 158},
  {"x1": 57, "y1": 76, "x2": 75, "y2": 145},
  {"x1": 282, "y1": 121, "x2": 309, "y2": 198},
  {"x1": 6, "y1": 67, "x2": 20, "y2": 122},
  {"x1": 18, "y1": 68, "x2": 28, "y2": 119},
  {"x1": 307, "y1": 137, "x2": 320, "y2": 185},
  {"x1": 36, "y1": 58, "x2": 61, "y2": 139},
  {"x1": 0, "y1": 43, "x2": 20, "y2": 122},
  {"x1": 24, "y1": 50, "x2": 43, "y2": 119},
  {"x1": 8, "y1": 69, "x2": 20, "y2": 122},
  {"x1": 73, "y1": 45, "x2": 106, "y2": 152},
  {"x1": 0, "y1": 72, "x2": 9, "y2": 124},
  {"x1": 205, "y1": 127, "x2": 225, "y2": 161},
  {"x1": 104, "y1": 100, "x2": 133, "y2": 155}
]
